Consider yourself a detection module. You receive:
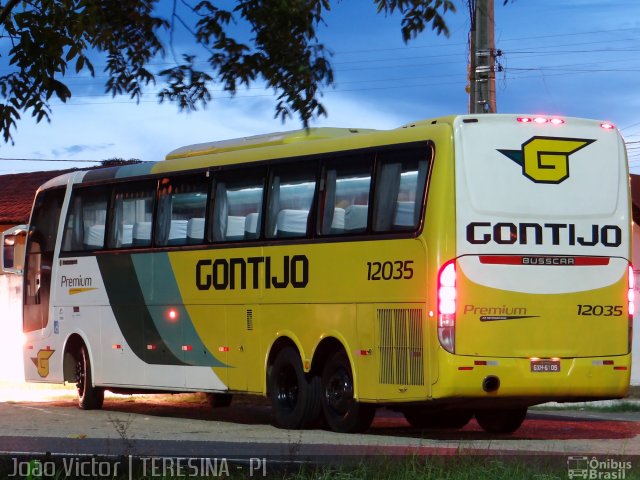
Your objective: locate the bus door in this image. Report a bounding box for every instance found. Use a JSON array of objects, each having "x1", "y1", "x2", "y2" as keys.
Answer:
[
  {"x1": 23, "y1": 189, "x2": 65, "y2": 381},
  {"x1": 23, "y1": 189, "x2": 65, "y2": 336}
]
